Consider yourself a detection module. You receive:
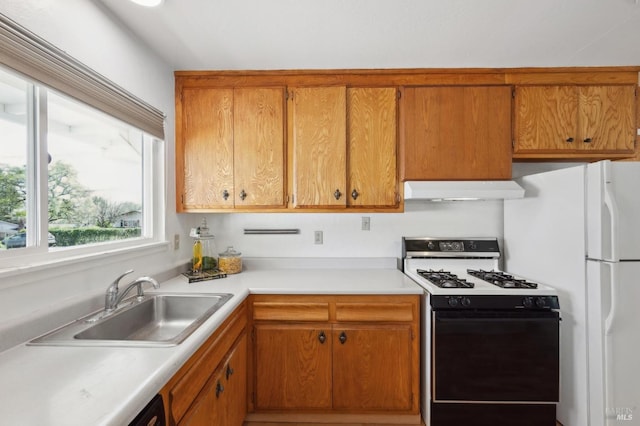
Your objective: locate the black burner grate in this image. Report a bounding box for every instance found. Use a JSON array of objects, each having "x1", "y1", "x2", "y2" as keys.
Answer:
[
  {"x1": 417, "y1": 269, "x2": 474, "y2": 288},
  {"x1": 467, "y1": 269, "x2": 538, "y2": 289}
]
